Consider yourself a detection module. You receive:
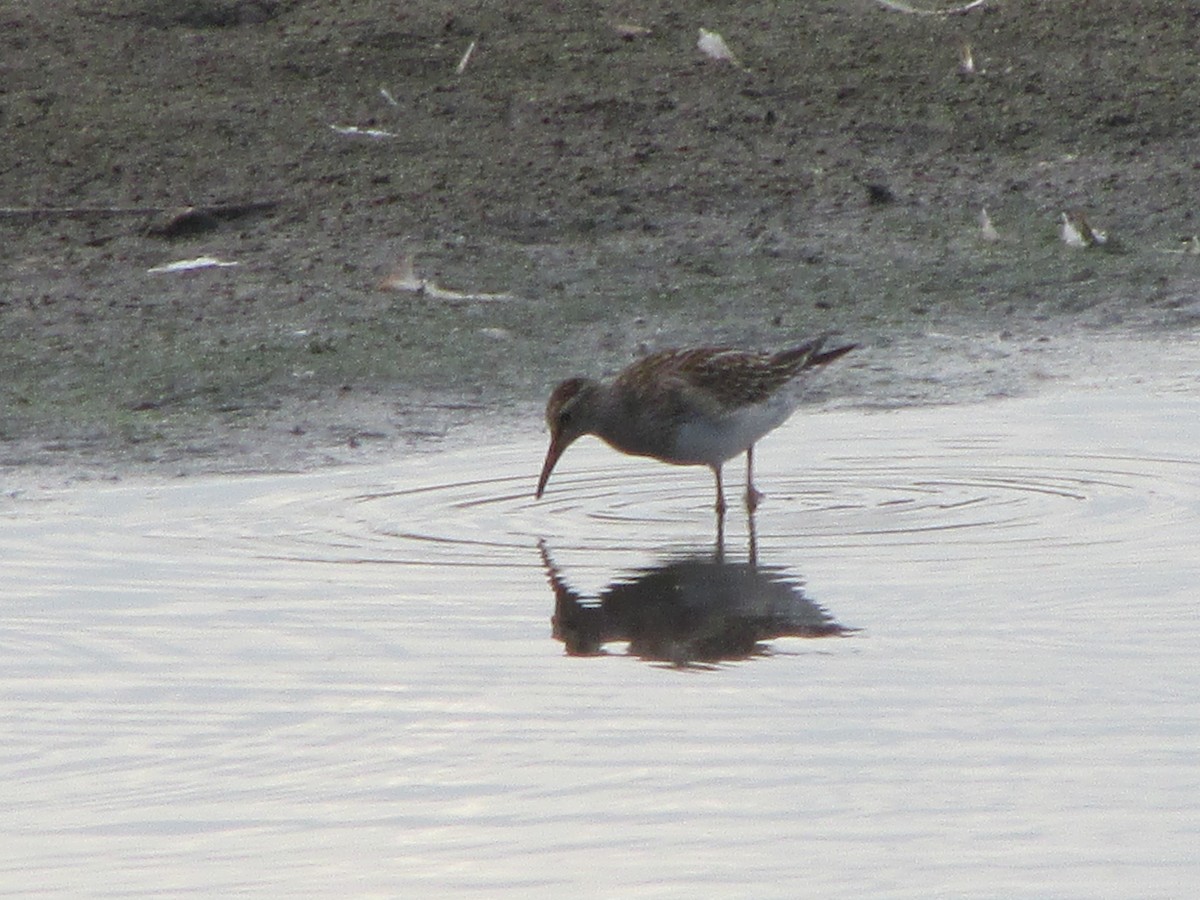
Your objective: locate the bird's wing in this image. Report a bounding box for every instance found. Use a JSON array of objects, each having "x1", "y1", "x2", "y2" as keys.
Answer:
[
  {"x1": 676, "y1": 348, "x2": 801, "y2": 412},
  {"x1": 611, "y1": 349, "x2": 728, "y2": 425},
  {"x1": 614, "y1": 340, "x2": 848, "y2": 423}
]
